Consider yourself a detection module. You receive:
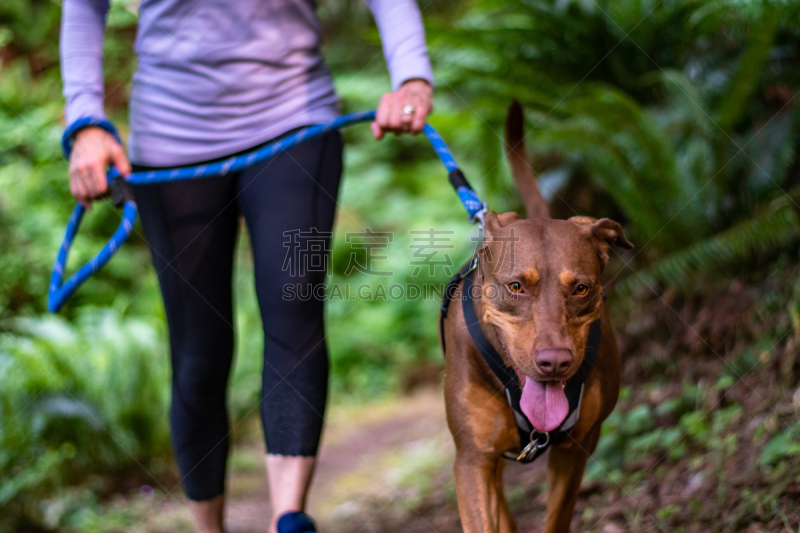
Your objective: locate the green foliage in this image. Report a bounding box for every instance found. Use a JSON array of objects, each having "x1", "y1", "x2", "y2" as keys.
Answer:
[
  {"x1": 617, "y1": 189, "x2": 800, "y2": 294},
  {"x1": 760, "y1": 423, "x2": 800, "y2": 466},
  {"x1": 0, "y1": 0, "x2": 61, "y2": 60},
  {"x1": 3, "y1": 0, "x2": 800, "y2": 528},
  {"x1": 587, "y1": 378, "x2": 749, "y2": 483},
  {"x1": 0, "y1": 309, "x2": 171, "y2": 528},
  {"x1": 435, "y1": 0, "x2": 800, "y2": 260}
]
